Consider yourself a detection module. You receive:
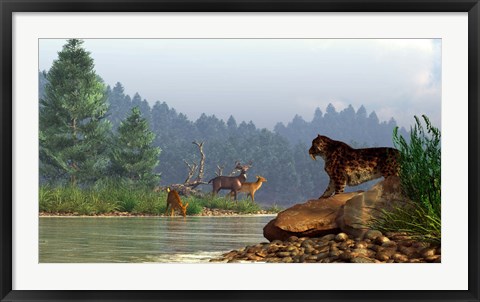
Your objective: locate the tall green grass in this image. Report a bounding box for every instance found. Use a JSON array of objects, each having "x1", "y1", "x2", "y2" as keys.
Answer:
[
  {"x1": 39, "y1": 184, "x2": 276, "y2": 216},
  {"x1": 369, "y1": 115, "x2": 441, "y2": 243}
]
